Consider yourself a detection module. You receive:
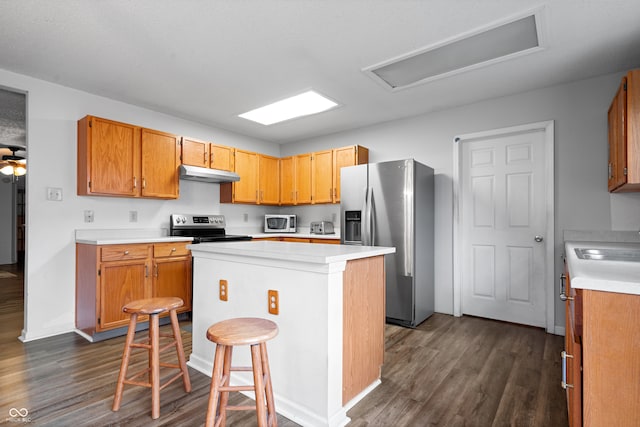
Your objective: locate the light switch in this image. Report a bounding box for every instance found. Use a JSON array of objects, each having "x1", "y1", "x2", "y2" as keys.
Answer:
[{"x1": 47, "y1": 187, "x2": 63, "y2": 201}]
